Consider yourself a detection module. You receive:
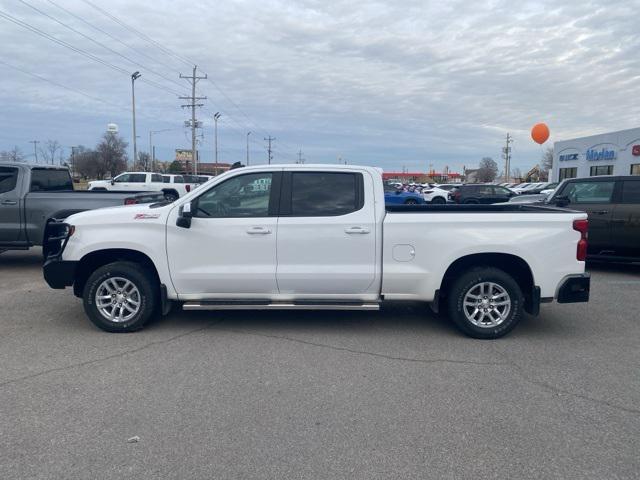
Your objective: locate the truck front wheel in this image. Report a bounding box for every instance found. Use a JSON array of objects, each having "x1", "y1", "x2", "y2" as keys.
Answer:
[
  {"x1": 82, "y1": 261, "x2": 157, "y2": 332},
  {"x1": 447, "y1": 267, "x2": 523, "y2": 339}
]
